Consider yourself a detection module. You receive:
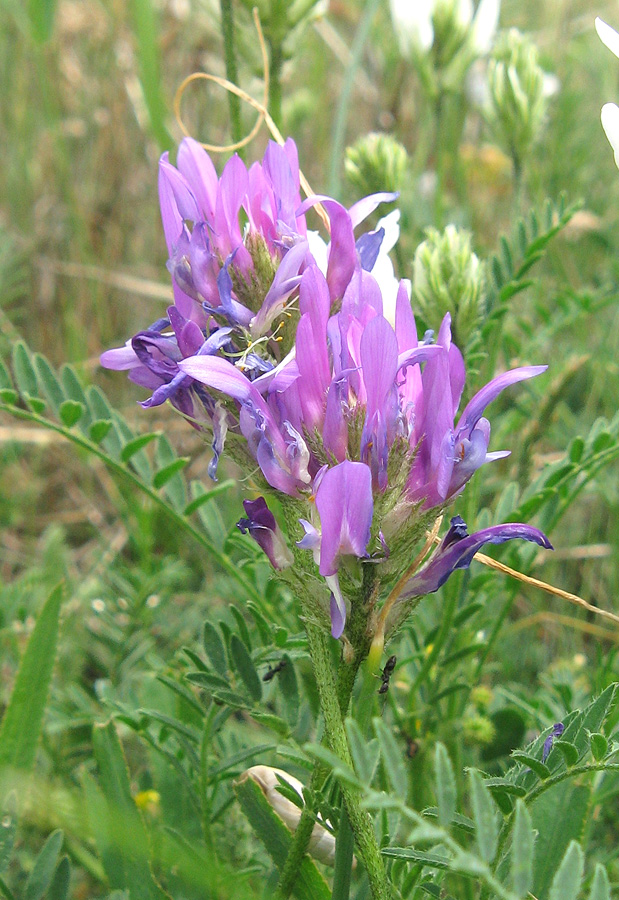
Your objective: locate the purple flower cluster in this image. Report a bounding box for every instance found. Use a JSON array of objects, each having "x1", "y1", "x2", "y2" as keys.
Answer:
[{"x1": 102, "y1": 137, "x2": 552, "y2": 638}]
